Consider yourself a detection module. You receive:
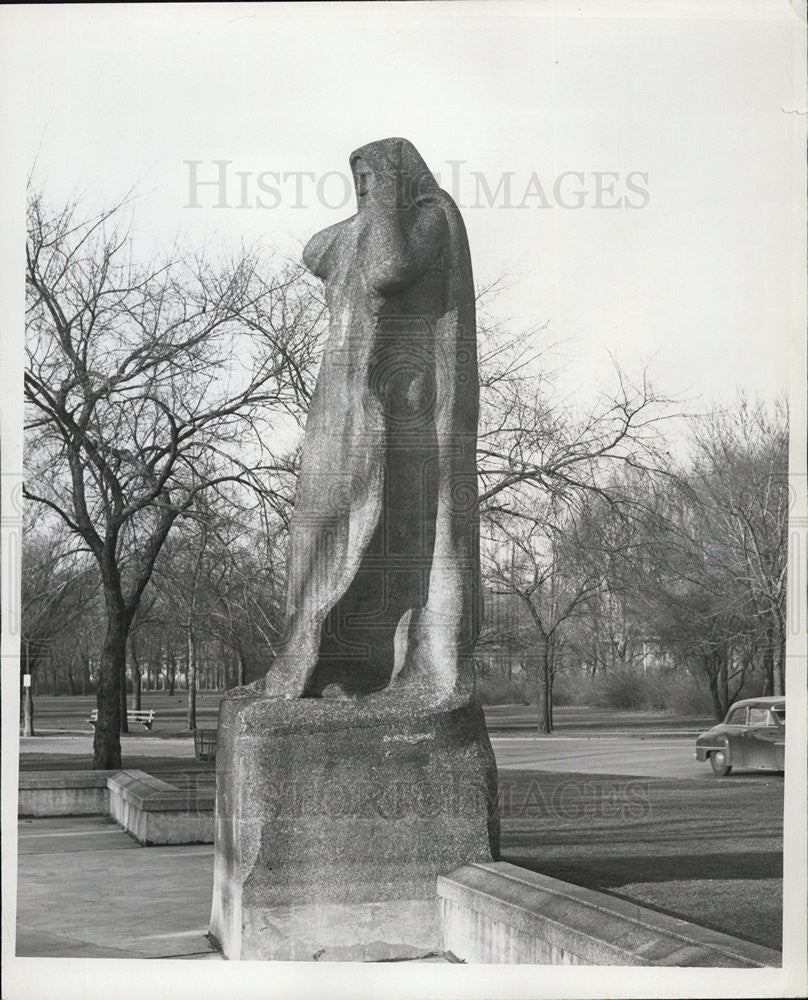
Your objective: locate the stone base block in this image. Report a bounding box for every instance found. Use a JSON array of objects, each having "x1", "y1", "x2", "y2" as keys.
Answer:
[
  {"x1": 209, "y1": 690, "x2": 499, "y2": 960},
  {"x1": 234, "y1": 899, "x2": 439, "y2": 961}
]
